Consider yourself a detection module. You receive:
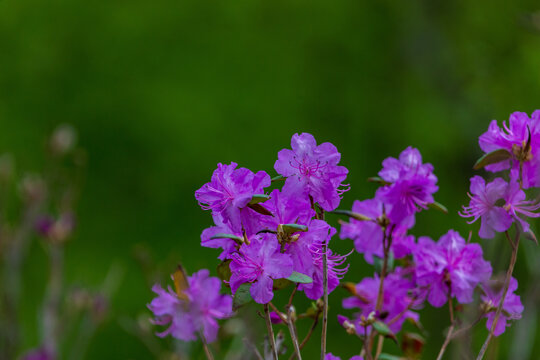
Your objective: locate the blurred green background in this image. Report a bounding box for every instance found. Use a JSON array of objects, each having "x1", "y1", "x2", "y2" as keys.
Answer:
[{"x1": 1, "y1": 0, "x2": 540, "y2": 358}]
